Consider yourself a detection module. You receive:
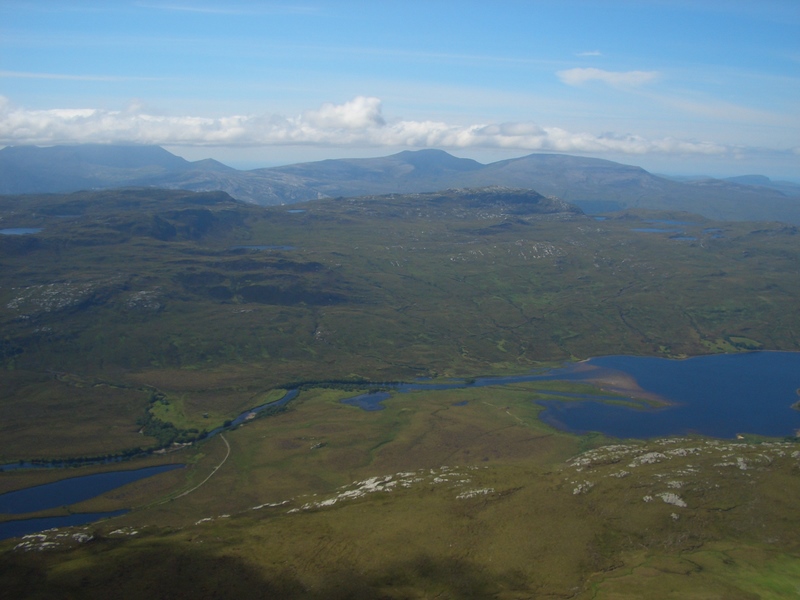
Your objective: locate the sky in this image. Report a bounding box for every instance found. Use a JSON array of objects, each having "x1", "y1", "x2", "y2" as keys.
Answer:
[{"x1": 1, "y1": 0, "x2": 799, "y2": 178}]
